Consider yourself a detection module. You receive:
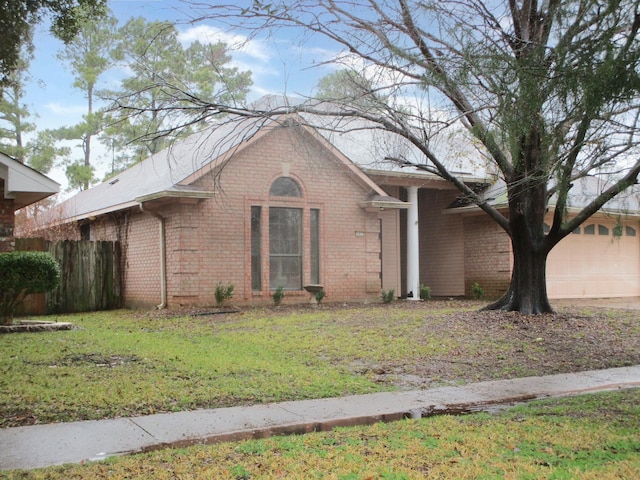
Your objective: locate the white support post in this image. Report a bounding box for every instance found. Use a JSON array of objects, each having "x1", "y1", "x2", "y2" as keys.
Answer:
[{"x1": 406, "y1": 186, "x2": 420, "y2": 300}]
